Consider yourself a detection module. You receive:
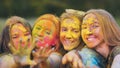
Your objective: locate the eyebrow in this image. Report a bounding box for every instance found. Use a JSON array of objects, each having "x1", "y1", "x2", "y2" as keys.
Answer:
[
  {"x1": 82, "y1": 23, "x2": 87, "y2": 25},
  {"x1": 11, "y1": 33, "x2": 18, "y2": 37},
  {"x1": 24, "y1": 31, "x2": 29, "y2": 33}
]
